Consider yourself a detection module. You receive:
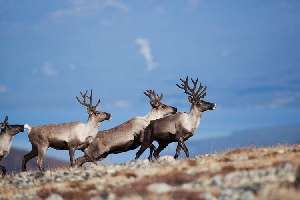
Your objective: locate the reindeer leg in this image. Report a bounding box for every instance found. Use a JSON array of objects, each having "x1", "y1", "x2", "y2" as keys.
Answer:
[
  {"x1": 174, "y1": 144, "x2": 181, "y2": 159},
  {"x1": 135, "y1": 142, "x2": 150, "y2": 160},
  {"x1": 153, "y1": 142, "x2": 168, "y2": 160},
  {"x1": 136, "y1": 126, "x2": 154, "y2": 160},
  {"x1": 22, "y1": 144, "x2": 38, "y2": 172},
  {"x1": 0, "y1": 157, "x2": 6, "y2": 175},
  {"x1": 148, "y1": 144, "x2": 157, "y2": 161},
  {"x1": 75, "y1": 154, "x2": 91, "y2": 167},
  {"x1": 97, "y1": 152, "x2": 109, "y2": 161},
  {"x1": 0, "y1": 165, "x2": 7, "y2": 175},
  {"x1": 177, "y1": 137, "x2": 189, "y2": 158},
  {"x1": 83, "y1": 148, "x2": 98, "y2": 165},
  {"x1": 68, "y1": 147, "x2": 76, "y2": 167},
  {"x1": 37, "y1": 144, "x2": 48, "y2": 172}
]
